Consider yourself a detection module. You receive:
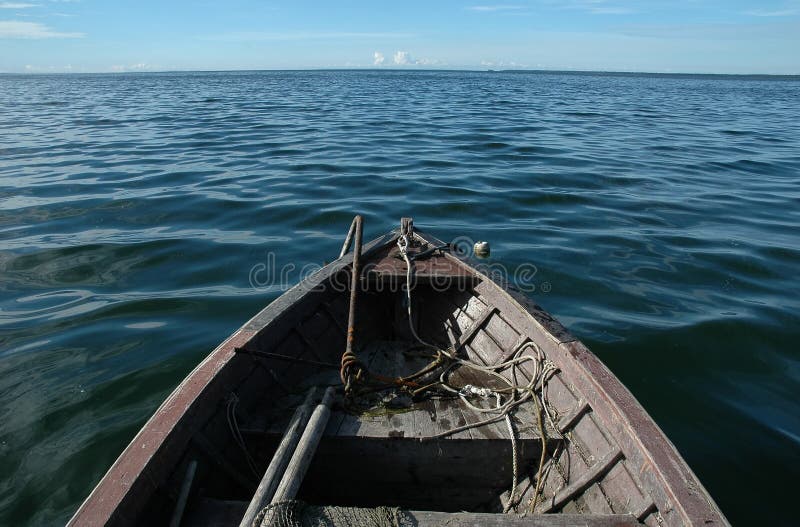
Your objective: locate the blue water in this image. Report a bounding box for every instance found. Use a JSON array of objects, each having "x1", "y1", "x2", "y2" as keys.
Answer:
[{"x1": 1, "y1": 70, "x2": 799, "y2": 525}]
